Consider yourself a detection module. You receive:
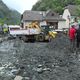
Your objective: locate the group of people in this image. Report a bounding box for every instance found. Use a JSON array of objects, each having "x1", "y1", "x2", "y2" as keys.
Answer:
[{"x1": 69, "y1": 23, "x2": 80, "y2": 51}]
